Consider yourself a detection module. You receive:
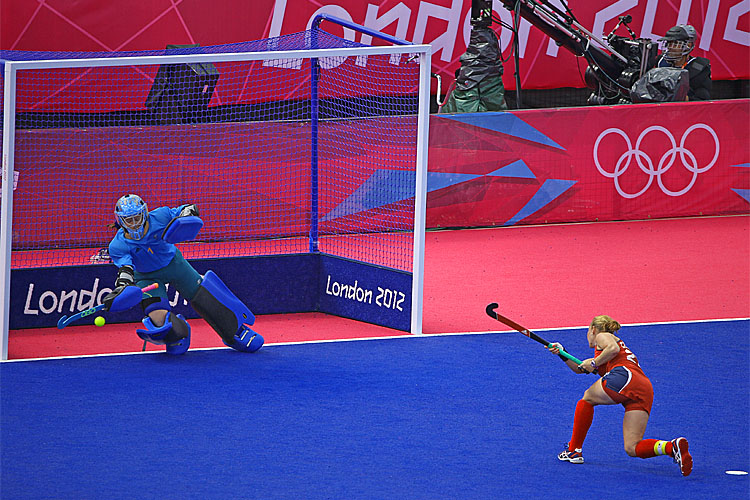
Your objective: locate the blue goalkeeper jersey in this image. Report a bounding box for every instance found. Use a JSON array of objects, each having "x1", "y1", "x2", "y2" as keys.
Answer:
[{"x1": 108, "y1": 205, "x2": 187, "y2": 273}]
